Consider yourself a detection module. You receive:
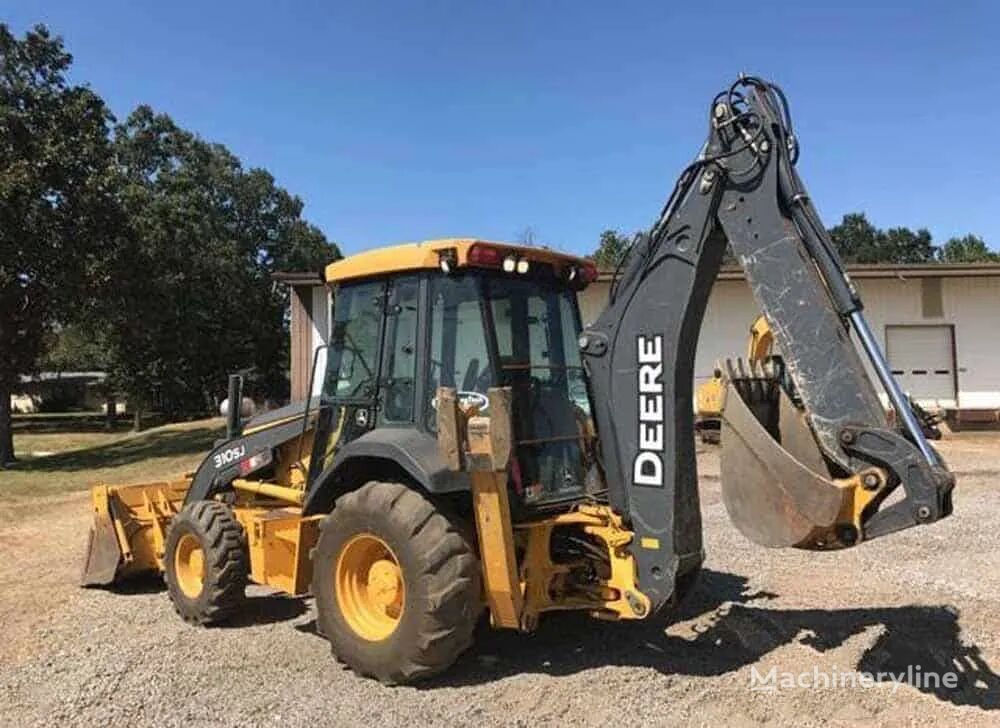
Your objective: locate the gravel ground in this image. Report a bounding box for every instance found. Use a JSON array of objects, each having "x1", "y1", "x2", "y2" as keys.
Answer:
[{"x1": 1, "y1": 434, "x2": 998, "y2": 727}]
